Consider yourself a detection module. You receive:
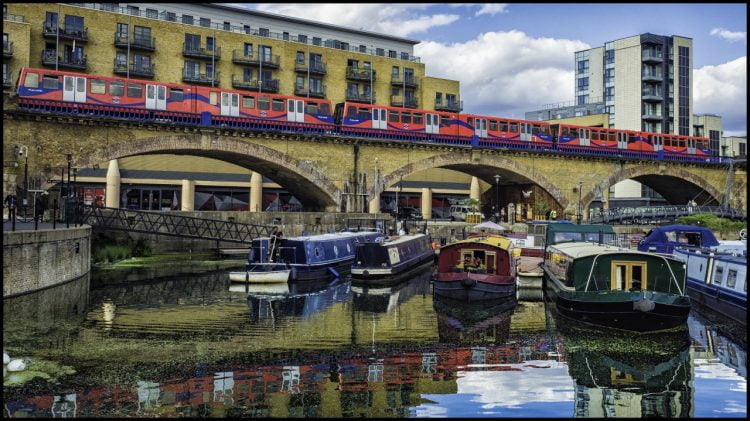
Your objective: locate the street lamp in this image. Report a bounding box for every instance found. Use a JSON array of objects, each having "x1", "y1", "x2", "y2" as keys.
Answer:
[
  {"x1": 396, "y1": 169, "x2": 404, "y2": 221},
  {"x1": 18, "y1": 145, "x2": 29, "y2": 217},
  {"x1": 494, "y1": 174, "x2": 501, "y2": 222},
  {"x1": 66, "y1": 154, "x2": 72, "y2": 228},
  {"x1": 577, "y1": 180, "x2": 584, "y2": 224}
]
